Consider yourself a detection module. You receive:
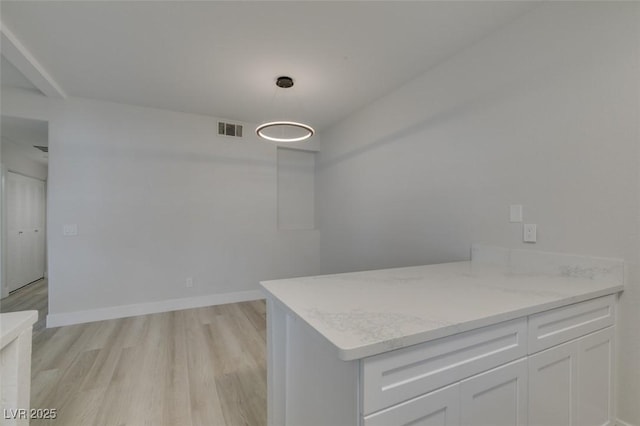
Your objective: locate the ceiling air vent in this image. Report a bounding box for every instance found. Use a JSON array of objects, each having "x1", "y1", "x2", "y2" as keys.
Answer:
[
  {"x1": 218, "y1": 122, "x2": 243, "y2": 138},
  {"x1": 34, "y1": 145, "x2": 49, "y2": 153}
]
